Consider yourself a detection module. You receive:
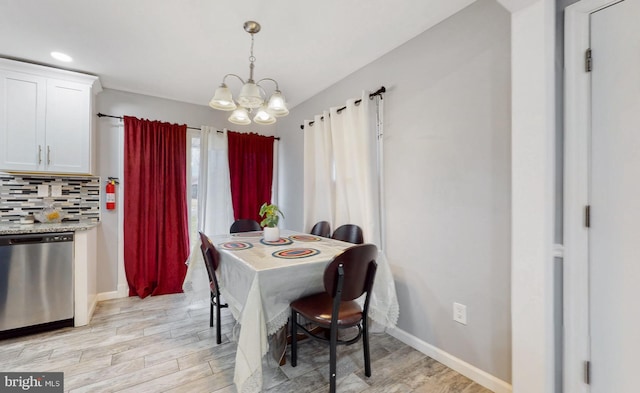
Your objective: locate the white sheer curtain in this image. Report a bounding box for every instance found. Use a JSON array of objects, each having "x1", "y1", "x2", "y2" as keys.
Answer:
[
  {"x1": 198, "y1": 126, "x2": 234, "y2": 236},
  {"x1": 303, "y1": 91, "x2": 399, "y2": 329},
  {"x1": 303, "y1": 110, "x2": 335, "y2": 230}
]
